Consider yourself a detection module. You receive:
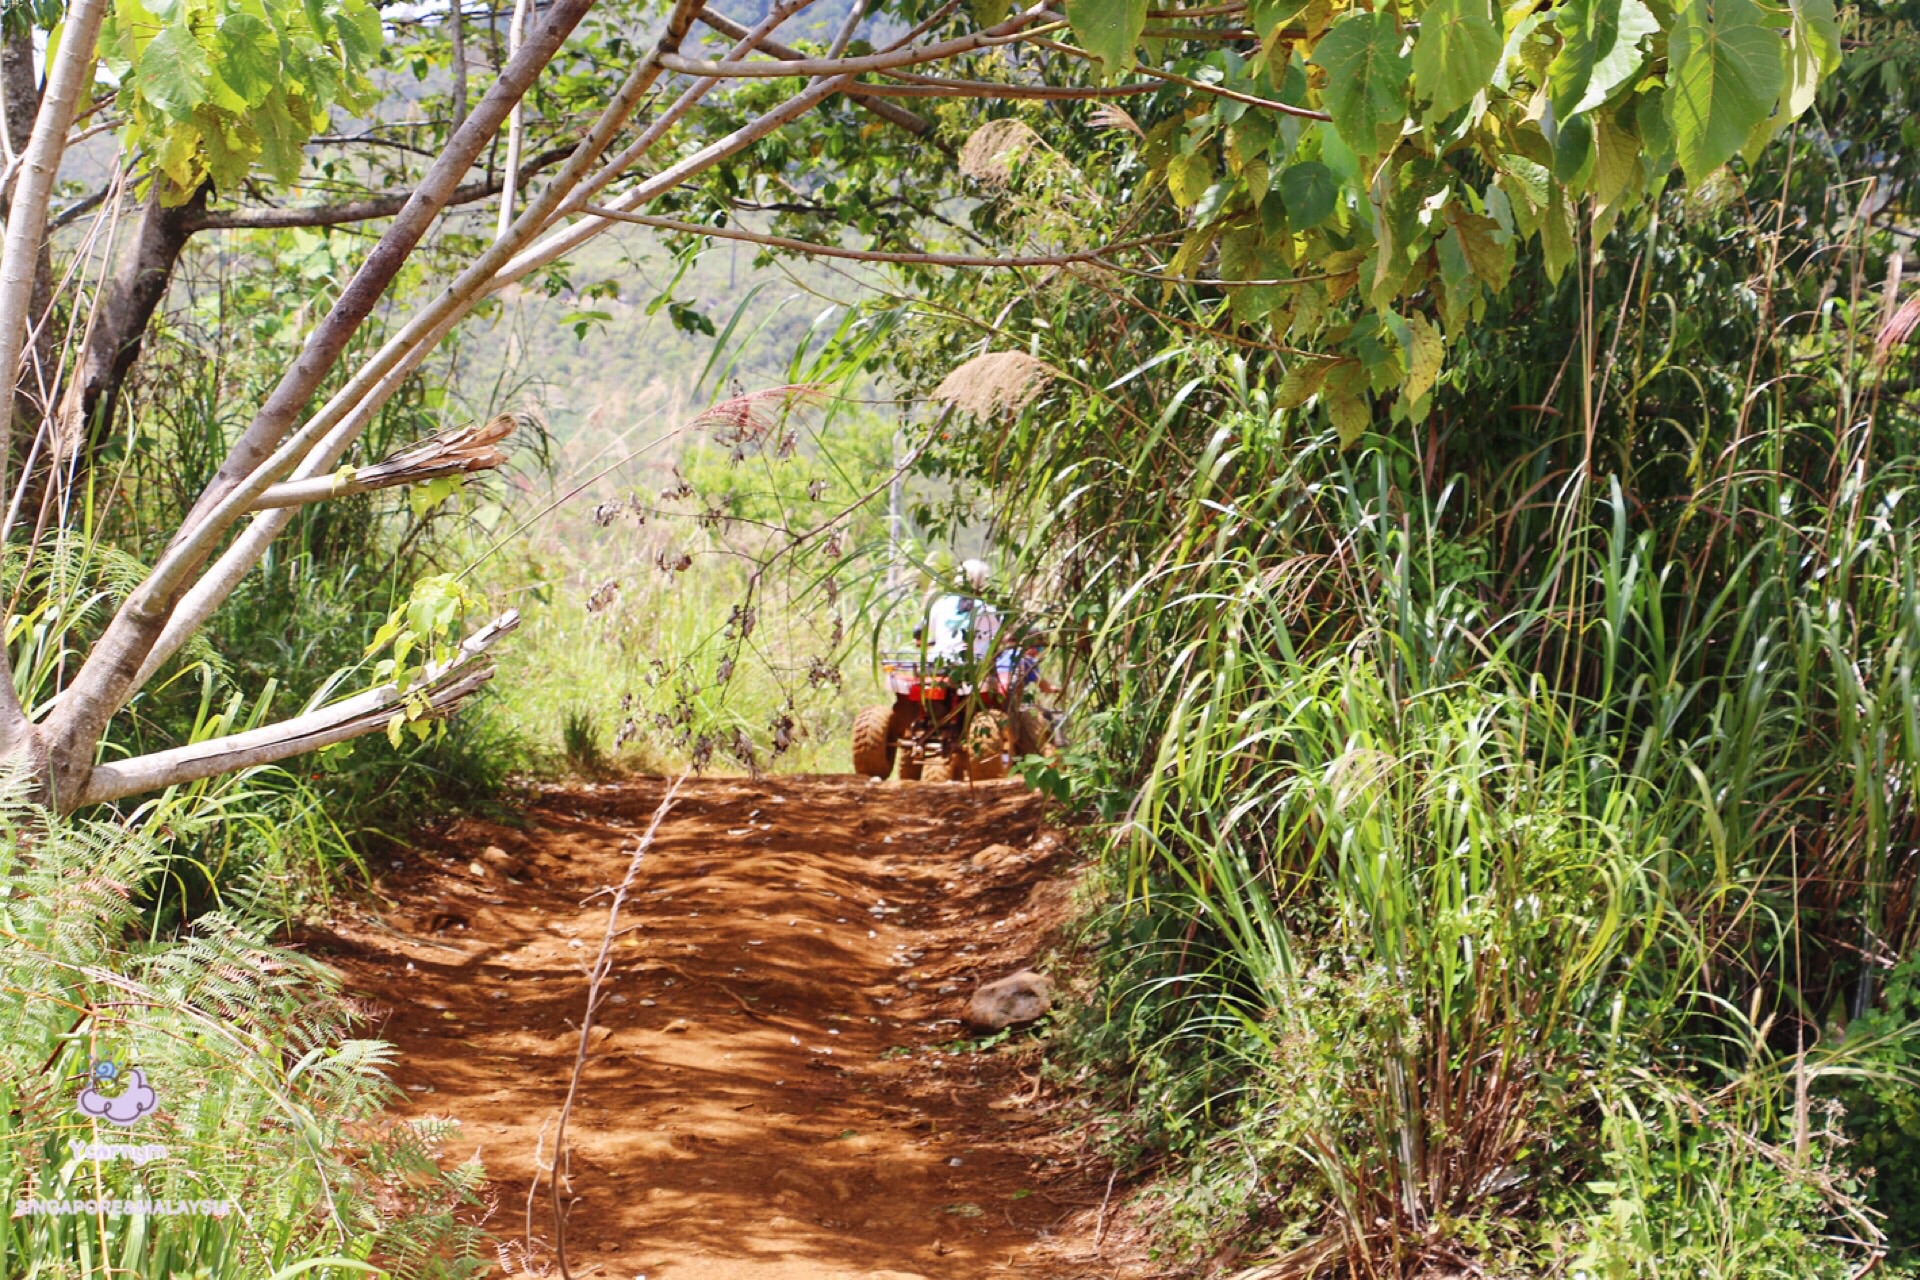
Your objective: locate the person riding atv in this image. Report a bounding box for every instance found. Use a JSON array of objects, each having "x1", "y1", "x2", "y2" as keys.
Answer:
[{"x1": 851, "y1": 559, "x2": 1055, "y2": 783}]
